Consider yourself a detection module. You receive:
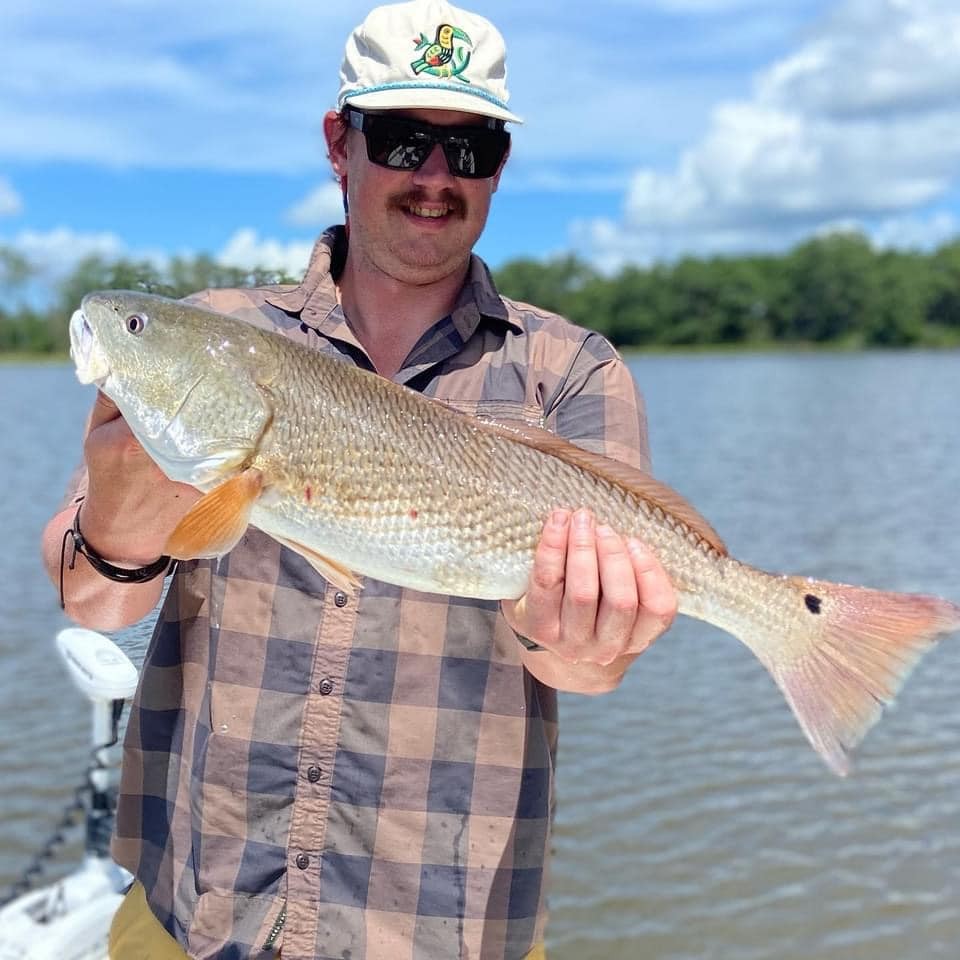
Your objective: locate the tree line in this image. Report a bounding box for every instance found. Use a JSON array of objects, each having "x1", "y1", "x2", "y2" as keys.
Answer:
[
  {"x1": 493, "y1": 232, "x2": 960, "y2": 349},
  {"x1": 2, "y1": 231, "x2": 959, "y2": 355},
  {"x1": 0, "y1": 249, "x2": 299, "y2": 355}
]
